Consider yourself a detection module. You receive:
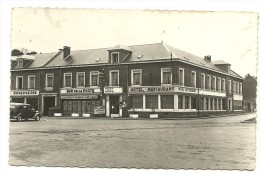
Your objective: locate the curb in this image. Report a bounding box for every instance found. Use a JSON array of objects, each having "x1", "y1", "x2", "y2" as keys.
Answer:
[{"x1": 42, "y1": 112, "x2": 255, "y2": 121}]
